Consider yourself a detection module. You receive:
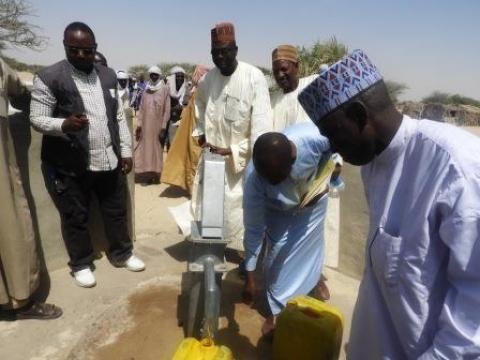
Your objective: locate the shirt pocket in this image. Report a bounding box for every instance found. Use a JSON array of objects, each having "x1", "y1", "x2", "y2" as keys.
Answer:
[
  {"x1": 224, "y1": 94, "x2": 249, "y2": 123},
  {"x1": 370, "y1": 227, "x2": 403, "y2": 288}
]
